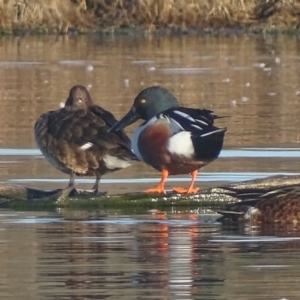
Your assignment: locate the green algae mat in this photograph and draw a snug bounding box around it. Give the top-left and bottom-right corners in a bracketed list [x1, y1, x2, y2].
[1, 174, 300, 210]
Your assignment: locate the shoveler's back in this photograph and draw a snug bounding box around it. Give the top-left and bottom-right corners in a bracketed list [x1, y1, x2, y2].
[35, 110, 69, 175]
[34, 85, 136, 193]
[35, 106, 133, 175]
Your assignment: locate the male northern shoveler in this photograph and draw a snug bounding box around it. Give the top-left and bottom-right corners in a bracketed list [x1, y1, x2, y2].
[109, 85, 227, 195]
[34, 85, 136, 194]
[217, 185, 300, 225]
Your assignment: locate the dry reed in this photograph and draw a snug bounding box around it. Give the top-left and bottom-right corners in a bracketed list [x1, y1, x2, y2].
[0, 0, 299, 34]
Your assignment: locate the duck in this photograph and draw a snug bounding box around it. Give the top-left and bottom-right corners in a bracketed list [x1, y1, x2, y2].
[109, 85, 227, 195]
[34, 85, 137, 194]
[217, 184, 300, 225]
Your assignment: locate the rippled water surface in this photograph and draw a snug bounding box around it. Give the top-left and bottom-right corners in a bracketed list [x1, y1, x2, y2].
[2, 210, 300, 300]
[0, 35, 300, 192]
[1, 34, 300, 298]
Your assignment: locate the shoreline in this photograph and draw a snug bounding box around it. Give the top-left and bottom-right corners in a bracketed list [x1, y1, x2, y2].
[0, 0, 300, 36]
[1, 27, 300, 38]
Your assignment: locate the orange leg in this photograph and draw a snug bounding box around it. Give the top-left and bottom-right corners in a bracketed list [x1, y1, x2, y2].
[172, 170, 199, 194]
[144, 169, 169, 195]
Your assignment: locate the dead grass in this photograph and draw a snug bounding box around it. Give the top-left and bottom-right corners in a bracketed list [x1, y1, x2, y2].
[0, 0, 92, 33]
[88, 0, 300, 31]
[0, 0, 300, 34]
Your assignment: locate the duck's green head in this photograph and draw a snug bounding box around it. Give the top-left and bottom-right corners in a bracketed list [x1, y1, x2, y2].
[132, 86, 179, 120]
[109, 86, 179, 132]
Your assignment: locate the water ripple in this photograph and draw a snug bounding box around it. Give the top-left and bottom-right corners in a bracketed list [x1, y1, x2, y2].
[0, 148, 299, 158]
[9, 172, 299, 184]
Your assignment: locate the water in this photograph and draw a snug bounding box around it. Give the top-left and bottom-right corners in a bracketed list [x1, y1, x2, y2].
[0, 34, 300, 298]
[1, 210, 300, 299]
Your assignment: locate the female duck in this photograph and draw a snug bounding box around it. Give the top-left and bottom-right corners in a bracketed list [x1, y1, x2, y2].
[34, 85, 136, 194]
[109, 86, 227, 195]
[218, 185, 300, 225]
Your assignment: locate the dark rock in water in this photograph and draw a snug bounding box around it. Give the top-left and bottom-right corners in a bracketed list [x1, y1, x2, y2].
[69, 189, 107, 197]
[0, 184, 74, 204]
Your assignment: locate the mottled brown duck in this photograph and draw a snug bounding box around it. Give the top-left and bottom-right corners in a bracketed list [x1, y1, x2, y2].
[217, 184, 300, 226]
[34, 85, 136, 194]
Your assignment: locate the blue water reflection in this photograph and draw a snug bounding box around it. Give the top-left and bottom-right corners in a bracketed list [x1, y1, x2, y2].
[0, 148, 300, 158]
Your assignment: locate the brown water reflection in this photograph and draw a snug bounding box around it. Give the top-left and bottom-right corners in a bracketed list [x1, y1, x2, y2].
[0, 35, 300, 193]
[1, 210, 300, 299]
[1, 35, 300, 299]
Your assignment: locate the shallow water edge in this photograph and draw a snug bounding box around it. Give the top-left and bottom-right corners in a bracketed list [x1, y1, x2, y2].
[0, 174, 299, 212]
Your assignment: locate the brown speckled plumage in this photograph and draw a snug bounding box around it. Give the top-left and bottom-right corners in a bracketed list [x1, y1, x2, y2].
[217, 185, 300, 225]
[34, 85, 136, 193]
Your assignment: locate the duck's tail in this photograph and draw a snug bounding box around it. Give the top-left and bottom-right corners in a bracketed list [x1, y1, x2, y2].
[192, 127, 227, 161]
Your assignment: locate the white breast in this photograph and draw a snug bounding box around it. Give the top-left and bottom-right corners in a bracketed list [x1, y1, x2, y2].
[131, 116, 158, 161]
[167, 131, 194, 158]
[132, 115, 195, 160]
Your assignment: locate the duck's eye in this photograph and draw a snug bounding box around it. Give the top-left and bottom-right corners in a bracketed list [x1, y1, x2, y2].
[140, 99, 146, 104]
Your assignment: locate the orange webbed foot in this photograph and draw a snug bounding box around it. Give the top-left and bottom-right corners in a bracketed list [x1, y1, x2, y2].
[144, 186, 167, 195]
[172, 186, 200, 194]
[144, 169, 169, 195]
